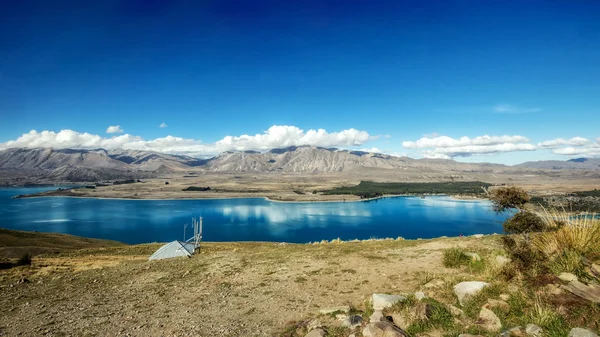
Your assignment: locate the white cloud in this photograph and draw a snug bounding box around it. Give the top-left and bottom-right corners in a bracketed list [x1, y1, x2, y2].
[402, 134, 535, 159]
[551, 138, 600, 157]
[402, 135, 530, 149]
[538, 137, 589, 148]
[552, 146, 600, 156]
[214, 125, 369, 151]
[0, 125, 372, 157]
[159, 123, 168, 128]
[358, 147, 382, 153]
[106, 125, 123, 134]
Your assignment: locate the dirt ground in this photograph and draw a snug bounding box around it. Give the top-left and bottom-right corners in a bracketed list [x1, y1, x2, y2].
[0, 236, 503, 336]
[21, 171, 600, 201]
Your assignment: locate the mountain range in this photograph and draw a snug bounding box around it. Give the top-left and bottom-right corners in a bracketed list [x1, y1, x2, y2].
[0, 146, 599, 183]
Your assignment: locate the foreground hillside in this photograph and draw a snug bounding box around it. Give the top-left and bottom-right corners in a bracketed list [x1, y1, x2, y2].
[1, 230, 598, 336]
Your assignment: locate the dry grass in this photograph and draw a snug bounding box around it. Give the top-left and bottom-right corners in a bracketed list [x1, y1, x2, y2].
[532, 210, 600, 260]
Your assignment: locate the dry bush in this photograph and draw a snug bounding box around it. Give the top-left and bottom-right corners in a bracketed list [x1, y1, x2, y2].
[490, 186, 530, 213]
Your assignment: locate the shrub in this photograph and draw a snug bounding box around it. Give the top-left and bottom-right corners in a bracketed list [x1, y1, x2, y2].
[490, 186, 530, 213]
[16, 253, 32, 266]
[504, 211, 547, 234]
[501, 236, 546, 278]
[442, 248, 471, 268]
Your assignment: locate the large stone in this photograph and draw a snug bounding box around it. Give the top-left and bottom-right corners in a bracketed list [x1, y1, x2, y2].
[453, 281, 488, 305]
[372, 293, 407, 311]
[472, 234, 485, 238]
[525, 324, 543, 337]
[342, 314, 363, 329]
[369, 310, 384, 323]
[362, 321, 410, 337]
[319, 306, 350, 315]
[305, 328, 327, 337]
[569, 328, 599, 337]
[476, 307, 502, 331]
[561, 280, 600, 303]
[559, 272, 578, 282]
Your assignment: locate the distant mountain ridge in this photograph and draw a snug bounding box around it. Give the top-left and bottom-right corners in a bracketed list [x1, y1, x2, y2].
[0, 146, 598, 183]
[514, 157, 600, 170]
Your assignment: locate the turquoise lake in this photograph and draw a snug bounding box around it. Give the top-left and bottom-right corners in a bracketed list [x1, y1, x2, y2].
[0, 187, 510, 244]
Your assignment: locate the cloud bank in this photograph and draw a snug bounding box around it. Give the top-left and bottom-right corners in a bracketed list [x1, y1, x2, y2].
[538, 137, 589, 148]
[0, 125, 371, 157]
[551, 138, 600, 156]
[402, 135, 536, 159]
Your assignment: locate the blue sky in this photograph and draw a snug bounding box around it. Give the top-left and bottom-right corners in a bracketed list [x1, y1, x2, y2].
[1, 1, 599, 164]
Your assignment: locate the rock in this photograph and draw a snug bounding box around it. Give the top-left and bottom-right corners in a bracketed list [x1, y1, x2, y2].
[496, 256, 511, 267]
[476, 307, 502, 331]
[544, 284, 563, 295]
[472, 234, 485, 238]
[414, 291, 426, 300]
[561, 280, 600, 303]
[305, 328, 327, 337]
[559, 272, 578, 282]
[319, 306, 350, 315]
[389, 312, 408, 329]
[591, 264, 600, 277]
[486, 299, 510, 311]
[466, 252, 481, 261]
[423, 279, 445, 289]
[499, 326, 525, 337]
[454, 281, 488, 305]
[362, 321, 410, 337]
[372, 293, 407, 311]
[569, 328, 599, 337]
[525, 324, 543, 337]
[447, 304, 464, 317]
[307, 319, 322, 331]
[369, 310, 384, 323]
[342, 314, 363, 328]
[499, 293, 510, 301]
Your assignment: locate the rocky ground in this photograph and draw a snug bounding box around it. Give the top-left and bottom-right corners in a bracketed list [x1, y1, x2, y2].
[1, 232, 599, 337]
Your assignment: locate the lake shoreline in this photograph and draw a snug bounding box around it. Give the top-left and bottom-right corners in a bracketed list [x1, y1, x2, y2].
[11, 189, 490, 204]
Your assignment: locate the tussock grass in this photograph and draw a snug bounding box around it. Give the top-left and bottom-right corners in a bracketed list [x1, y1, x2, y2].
[442, 248, 471, 268]
[406, 298, 455, 335]
[532, 210, 600, 261]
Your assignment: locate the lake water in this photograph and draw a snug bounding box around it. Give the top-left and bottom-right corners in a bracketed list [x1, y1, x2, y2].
[0, 187, 510, 244]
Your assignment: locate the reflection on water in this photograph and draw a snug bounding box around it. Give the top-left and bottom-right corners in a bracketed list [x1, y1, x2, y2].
[0, 187, 511, 244]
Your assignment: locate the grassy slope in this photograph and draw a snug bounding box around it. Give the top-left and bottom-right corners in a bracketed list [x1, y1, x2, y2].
[0, 228, 124, 259]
